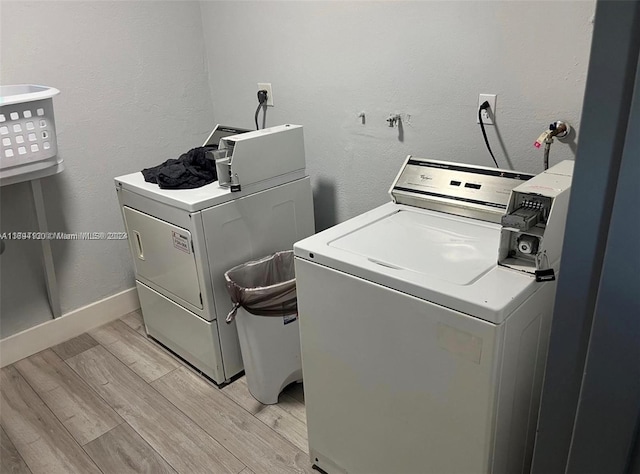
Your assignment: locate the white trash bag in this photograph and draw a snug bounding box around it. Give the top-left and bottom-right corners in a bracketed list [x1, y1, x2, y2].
[225, 250, 297, 323]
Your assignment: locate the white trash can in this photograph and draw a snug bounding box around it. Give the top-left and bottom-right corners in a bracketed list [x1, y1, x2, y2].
[225, 251, 302, 404]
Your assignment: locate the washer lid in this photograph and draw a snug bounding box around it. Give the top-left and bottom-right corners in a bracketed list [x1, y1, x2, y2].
[295, 202, 539, 325]
[329, 210, 497, 286]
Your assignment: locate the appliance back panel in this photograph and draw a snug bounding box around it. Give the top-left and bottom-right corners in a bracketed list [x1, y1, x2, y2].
[391, 157, 534, 223]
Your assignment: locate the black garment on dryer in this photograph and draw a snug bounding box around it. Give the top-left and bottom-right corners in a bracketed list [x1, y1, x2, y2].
[141, 147, 217, 189]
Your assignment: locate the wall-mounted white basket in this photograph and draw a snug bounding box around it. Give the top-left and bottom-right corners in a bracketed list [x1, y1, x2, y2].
[0, 84, 63, 186]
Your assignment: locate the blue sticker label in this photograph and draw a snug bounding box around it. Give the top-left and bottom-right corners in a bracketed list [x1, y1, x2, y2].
[283, 313, 297, 325]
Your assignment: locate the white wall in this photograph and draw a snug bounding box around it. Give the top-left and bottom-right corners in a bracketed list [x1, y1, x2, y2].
[0, 0, 596, 338]
[199, 1, 595, 230]
[0, 1, 214, 336]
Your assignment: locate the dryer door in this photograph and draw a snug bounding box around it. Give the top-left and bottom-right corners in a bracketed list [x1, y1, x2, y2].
[123, 206, 203, 309]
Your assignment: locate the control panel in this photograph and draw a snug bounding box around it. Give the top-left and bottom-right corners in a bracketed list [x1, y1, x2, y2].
[390, 156, 534, 223]
[215, 124, 305, 192]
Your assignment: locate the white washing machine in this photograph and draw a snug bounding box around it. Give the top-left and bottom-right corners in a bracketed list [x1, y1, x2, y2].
[116, 124, 315, 385]
[294, 157, 573, 474]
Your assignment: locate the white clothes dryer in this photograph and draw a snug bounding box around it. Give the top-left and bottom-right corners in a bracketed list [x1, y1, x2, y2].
[116, 125, 315, 385]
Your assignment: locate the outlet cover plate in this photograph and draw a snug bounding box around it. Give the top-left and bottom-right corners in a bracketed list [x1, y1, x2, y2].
[478, 94, 496, 125]
[257, 83, 274, 106]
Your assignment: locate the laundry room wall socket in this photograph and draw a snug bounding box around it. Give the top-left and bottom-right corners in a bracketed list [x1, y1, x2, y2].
[257, 83, 274, 106]
[478, 94, 497, 125]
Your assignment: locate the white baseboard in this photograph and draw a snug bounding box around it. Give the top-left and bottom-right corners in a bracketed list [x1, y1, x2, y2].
[0, 287, 140, 367]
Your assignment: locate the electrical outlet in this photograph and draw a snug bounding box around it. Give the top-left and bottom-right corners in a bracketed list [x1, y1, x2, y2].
[257, 83, 274, 106]
[477, 94, 497, 125]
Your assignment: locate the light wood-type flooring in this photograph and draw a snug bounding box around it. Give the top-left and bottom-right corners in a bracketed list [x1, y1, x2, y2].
[0, 311, 313, 474]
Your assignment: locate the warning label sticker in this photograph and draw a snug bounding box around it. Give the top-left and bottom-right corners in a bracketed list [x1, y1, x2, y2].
[172, 231, 190, 254]
[283, 313, 298, 325]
